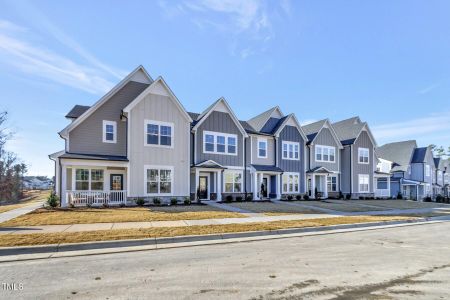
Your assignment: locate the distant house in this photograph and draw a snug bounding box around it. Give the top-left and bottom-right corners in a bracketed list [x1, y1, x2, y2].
[23, 177, 53, 190]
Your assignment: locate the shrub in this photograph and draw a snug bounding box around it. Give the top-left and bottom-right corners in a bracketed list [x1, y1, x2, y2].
[153, 197, 161, 205]
[345, 194, 351, 200]
[102, 203, 109, 208]
[86, 203, 92, 208]
[170, 197, 178, 205]
[225, 195, 233, 203]
[69, 203, 75, 208]
[246, 194, 253, 201]
[436, 195, 443, 203]
[287, 195, 294, 201]
[338, 191, 344, 199]
[423, 196, 432, 202]
[396, 192, 403, 200]
[183, 197, 191, 205]
[135, 197, 145, 206]
[236, 195, 243, 202]
[119, 203, 126, 208]
[296, 194, 302, 201]
[47, 191, 59, 208]
[303, 194, 310, 201]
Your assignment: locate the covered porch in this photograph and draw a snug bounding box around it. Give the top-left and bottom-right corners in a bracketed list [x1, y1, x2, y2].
[307, 167, 336, 199]
[374, 171, 391, 198]
[191, 160, 225, 201]
[401, 179, 421, 200]
[250, 165, 283, 200]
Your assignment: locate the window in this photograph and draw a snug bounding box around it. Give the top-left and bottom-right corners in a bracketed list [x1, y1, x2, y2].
[224, 171, 242, 193]
[145, 167, 173, 195]
[358, 148, 369, 164]
[75, 168, 104, 191]
[258, 138, 267, 158]
[358, 174, 369, 193]
[103, 120, 116, 143]
[203, 131, 238, 155]
[282, 173, 300, 193]
[145, 120, 174, 147]
[425, 165, 430, 176]
[327, 176, 337, 192]
[282, 141, 300, 160]
[315, 145, 336, 162]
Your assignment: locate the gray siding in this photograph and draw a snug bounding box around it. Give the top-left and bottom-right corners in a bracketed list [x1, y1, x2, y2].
[68, 81, 149, 156]
[250, 135, 275, 166]
[195, 111, 244, 167]
[423, 149, 435, 185]
[352, 131, 375, 193]
[309, 128, 340, 172]
[277, 125, 306, 193]
[411, 163, 423, 182]
[340, 146, 352, 193]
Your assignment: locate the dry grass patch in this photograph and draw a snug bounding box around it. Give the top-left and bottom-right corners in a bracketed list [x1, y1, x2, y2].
[0, 215, 414, 247]
[0, 206, 244, 226]
[228, 201, 323, 214]
[0, 190, 49, 213]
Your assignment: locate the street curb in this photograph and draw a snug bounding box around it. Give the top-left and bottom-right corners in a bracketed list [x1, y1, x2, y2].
[1, 216, 450, 262]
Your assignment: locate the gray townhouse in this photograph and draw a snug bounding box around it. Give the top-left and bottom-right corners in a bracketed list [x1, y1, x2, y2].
[301, 119, 343, 199]
[332, 117, 378, 199]
[433, 157, 449, 197]
[377, 140, 435, 200]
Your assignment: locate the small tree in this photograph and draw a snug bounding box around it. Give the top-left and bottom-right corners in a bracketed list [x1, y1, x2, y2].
[47, 191, 59, 208]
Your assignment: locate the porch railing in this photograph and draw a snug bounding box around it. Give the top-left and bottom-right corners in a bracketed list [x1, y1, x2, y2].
[67, 190, 127, 206]
[374, 189, 390, 198]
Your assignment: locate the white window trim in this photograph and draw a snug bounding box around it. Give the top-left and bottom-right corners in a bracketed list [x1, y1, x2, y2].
[327, 175, 338, 192]
[358, 147, 370, 164]
[315, 145, 336, 163]
[73, 167, 106, 191]
[257, 137, 268, 158]
[282, 141, 300, 161]
[144, 165, 174, 196]
[223, 170, 243, 193]
[203, 131, 238, 156]
[144, 120, 174, 149]
[102, 120, 117, 143]
[358, 174, 370, 193]
[282, 172, 300, 194]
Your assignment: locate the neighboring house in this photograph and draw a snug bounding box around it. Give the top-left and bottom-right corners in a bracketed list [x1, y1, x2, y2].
[332, 117, 377, 199]
[23, 177, 53, 190]
[50, 66, 193, 206]
[374, 157, 392, 199]
[433, 157, 443, 197]
[443, 159, 450, 197]
[377, 141, 435, 200]
[245, 107, 307, 199]
[301, 119, 343, 199]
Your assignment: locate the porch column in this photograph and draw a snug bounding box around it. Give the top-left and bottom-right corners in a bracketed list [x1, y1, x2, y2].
[311, 175, 316, 198]
[195, 169, 200, 200]
[323, 175, 328, 199]
[61, 165, 67, 207]
[387, 177, 391, 198]
[216, 170, 222, 201]
[276, 173, 281, 199]
[253, 172, 259, 200]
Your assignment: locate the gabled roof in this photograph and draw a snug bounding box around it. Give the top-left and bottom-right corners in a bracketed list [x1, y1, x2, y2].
[247, 106, 284, 132]
[60, 65, 153, 139]
[273, 114, 308, 141]
[123, 76, 192, 122]
[65, 105, 90, 119]
[377, 140, 417, 171]
[434, 157, 441, 169]
[301, 119, 343, 148]
[411, 146, 431, 163]
[307, 166, 334, 174]
[251, 164, 283, 172]
[193, 160, 226, 169]
[191, 97, 248, 137]
[332, 117, 376, 147]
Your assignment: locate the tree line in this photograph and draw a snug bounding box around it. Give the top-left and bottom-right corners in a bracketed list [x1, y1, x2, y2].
[430, 145, 450, 159]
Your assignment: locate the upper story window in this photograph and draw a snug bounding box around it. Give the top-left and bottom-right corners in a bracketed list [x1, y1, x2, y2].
[358, 147, 369, 164]
[145, 120, 174, 148]
[203, 131, 237, 155]
[315, 145, 335, 162]
[258, 138, 268, 158]
[102, 120, 117, 143]
[282, 141, 300, 160]
[425, 164, 430, 176]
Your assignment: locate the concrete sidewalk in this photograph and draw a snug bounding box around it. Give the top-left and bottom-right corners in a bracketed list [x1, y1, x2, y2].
[0, 201, 44, 224]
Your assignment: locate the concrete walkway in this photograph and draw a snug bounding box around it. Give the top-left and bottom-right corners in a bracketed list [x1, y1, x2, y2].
[203, 200, 266, 217]
[0, 201, 44, 224]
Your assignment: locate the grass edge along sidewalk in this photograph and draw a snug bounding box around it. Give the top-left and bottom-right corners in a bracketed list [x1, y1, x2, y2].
[0, 216, 414, 247]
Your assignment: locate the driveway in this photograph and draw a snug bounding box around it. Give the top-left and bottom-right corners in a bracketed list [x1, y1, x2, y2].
[1, 221, 449, 299]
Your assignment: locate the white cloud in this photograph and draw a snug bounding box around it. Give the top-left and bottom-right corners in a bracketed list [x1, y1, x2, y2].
[372, 112, 450, 145]
[419, 82, 441, 94]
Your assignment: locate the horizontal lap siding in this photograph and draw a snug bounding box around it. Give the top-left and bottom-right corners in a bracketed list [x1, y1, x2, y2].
[309, 128, 340, 172]
[69, 81, 149, 156]
[352, 131, 375, 193]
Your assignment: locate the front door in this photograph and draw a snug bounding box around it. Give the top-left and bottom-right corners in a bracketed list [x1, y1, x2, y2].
[261, 178, 268, 198]
[110, 174, 123, 190]
[199, 176, 208, 199]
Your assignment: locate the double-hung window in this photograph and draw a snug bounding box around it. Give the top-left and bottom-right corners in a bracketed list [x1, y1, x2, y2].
[258, 138, 267, 158]
[425, 165, 430, 177]
[103, 120, 117, 143]
[358, 174, 369, 193]
[358, 148, 369, 164]
[203, 131, 237, 155]
[282, 141, 300, 160]
[75, 169, 104, 191]
[315, 145, 336, 162]
[145, 166, 173, 195]
[224, 171, 242, 193]
[145, 120, 174, 147]
[327, 176, 337, 192]
[282, 173, 299, 193]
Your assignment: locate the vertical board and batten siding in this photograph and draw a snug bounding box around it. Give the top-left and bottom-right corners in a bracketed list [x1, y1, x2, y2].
[309, 128, 340, 172]
[340, 146, 352, 193]
[423, 149, 435, 185]
[411, 163, 424, 182]
[69, 81, 149, 156]
[195, 111, 244, 167]
[352, 131, 375, 193]
[277, 125, 306, 193]
[251, 136, 275, 165]
[128, 93, 190, 197]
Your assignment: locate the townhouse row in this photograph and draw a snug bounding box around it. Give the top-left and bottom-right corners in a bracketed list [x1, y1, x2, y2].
[49, 66, 449, 206]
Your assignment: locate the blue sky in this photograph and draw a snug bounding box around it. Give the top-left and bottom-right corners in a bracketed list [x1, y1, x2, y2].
[1, 0, 449, 176]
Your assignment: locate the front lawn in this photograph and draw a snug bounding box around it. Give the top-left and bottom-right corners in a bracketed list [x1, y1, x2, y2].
[0, 206, 244, 226]
[0, 215, 414, 247]
[227, 201, 323, 214]
[0, 190, 49, 213]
